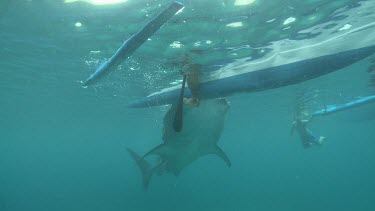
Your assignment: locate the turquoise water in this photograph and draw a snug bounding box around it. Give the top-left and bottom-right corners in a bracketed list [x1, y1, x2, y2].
[1, 0, 375, 210]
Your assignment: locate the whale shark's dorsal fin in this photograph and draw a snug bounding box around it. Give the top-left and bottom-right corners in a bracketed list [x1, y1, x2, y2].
[210, 145, 231, 167]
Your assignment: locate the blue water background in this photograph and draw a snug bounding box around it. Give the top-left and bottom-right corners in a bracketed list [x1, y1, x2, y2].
[1, 0, 375, 210]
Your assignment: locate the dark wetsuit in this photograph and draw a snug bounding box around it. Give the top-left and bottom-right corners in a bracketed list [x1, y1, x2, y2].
[294, 120, 322, 148]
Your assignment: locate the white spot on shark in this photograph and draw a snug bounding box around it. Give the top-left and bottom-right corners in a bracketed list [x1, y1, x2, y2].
[226, 22, 243, 27]
[339, 24, 352, 31]
[170, 41, 183, 48]
[283, 17, 296, 25]
[234, 0, 256, 6]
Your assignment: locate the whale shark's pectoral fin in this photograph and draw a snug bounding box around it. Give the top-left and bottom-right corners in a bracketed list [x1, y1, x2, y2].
[127, 148, 154, 189]
[142, 144, 172, 159]
[211, 145, 231, 167]
[143, 144, 184, 176]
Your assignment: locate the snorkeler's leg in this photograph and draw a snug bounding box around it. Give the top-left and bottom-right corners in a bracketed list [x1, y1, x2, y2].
[306, 128, 324, 146]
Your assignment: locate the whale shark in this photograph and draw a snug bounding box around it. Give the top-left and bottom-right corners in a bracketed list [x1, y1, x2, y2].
[128, 98, 231, 189]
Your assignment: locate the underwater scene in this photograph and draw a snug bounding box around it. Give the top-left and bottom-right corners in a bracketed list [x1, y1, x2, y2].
[1, 0, 375, 210]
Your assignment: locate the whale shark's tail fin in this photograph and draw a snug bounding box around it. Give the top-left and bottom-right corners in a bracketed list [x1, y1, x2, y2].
[127, 148, 154, 190]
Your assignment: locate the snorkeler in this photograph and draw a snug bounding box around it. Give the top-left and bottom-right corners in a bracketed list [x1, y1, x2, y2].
[172, 54, 201, 132]
[181, 63, 201, 106]
[291, 96, 325, 149]
[291, 117, 325, 148]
